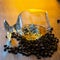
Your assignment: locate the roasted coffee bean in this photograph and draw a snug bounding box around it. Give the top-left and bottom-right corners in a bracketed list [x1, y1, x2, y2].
[48, 53, 52, 57]
[16, 37, 20, 41]
[4, 45, 7, 47]
[36, 54, 41, 59]
[12, 32, 15, 35]
[8, 50, 12, 53]
[4, 48, 7, 51]
[5, 36, 7, 38]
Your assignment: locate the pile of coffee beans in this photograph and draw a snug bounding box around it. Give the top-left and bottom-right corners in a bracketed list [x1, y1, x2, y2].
[4, 32, 59, 59]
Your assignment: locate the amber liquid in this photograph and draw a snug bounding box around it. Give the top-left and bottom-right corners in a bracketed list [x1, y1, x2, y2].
[22, 24, 47, 40]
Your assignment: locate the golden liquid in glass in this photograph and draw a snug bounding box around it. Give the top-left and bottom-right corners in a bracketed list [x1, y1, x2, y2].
[22, 24, 47, 40]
